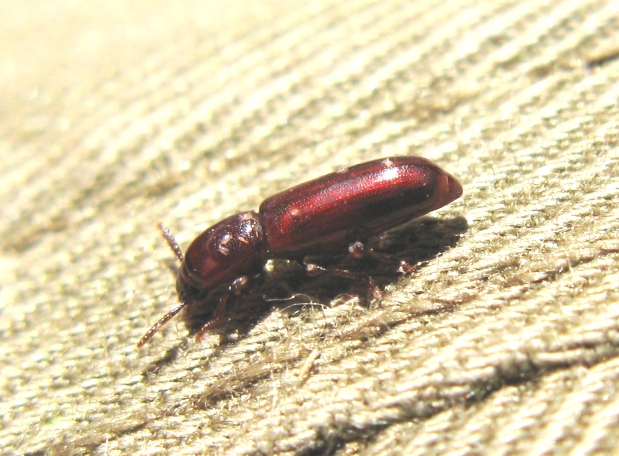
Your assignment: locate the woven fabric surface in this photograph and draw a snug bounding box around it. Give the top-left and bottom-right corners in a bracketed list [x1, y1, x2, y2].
[2, 0, 619, 454]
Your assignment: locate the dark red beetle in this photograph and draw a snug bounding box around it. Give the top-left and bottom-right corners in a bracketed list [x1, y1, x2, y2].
[138, 156, 462, 347]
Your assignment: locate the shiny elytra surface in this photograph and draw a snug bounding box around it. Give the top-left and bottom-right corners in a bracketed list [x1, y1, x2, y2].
[259, 156, 462, 257]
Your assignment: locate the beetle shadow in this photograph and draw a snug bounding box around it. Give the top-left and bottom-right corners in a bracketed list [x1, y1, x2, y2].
[184, 214, 466, 333]
[142, 214, 467, 368]
[277, 214, 468, 305]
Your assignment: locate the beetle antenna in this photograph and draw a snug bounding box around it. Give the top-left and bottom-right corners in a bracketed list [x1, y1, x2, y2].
[136, 223, 189, 348]
[137, 301, 190, 348]
[159, 222, 184, 262]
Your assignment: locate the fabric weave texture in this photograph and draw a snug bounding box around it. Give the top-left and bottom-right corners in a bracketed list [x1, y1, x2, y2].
[1, 1, 619, 454]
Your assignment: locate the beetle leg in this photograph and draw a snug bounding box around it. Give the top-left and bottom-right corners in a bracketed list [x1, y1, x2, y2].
[194, 294, 228, 341]
[348, 240, 416, 275]
[194, 276, 250, 341]
[367, 248, 416, 275]
[304, 262, 383, 303]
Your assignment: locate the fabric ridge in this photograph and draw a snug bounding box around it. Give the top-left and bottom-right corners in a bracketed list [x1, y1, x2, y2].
[1, 0, 619, 454]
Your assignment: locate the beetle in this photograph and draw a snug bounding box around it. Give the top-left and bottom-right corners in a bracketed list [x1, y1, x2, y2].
[138, 156, 462, 347]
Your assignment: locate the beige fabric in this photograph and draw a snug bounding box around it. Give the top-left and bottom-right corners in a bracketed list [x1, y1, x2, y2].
[2, 0, 619, 454]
